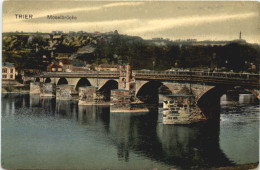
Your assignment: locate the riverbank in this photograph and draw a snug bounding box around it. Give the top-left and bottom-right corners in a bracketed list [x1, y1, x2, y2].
[2, 85, 30, 93]
[211, 162, 259, 170]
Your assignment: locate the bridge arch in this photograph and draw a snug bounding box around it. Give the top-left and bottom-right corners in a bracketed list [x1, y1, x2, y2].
[75, 78, 91, 91]
[197, 86, 260, 104]
[196, 86, 227, 120]
[136, 81, 172, 104]
[197, 86, 259, 120]
[97, 79, 119, 90]
[159, 84, 174, 95]
[45, 78, 51, 83]
[35, 77, 40, 82]
[135, 80, 149, 96]
[98, 80, 118, 101]
[57, 77, 68, 85]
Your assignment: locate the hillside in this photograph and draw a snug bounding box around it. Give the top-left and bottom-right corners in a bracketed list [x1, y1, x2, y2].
[2, 31, 260, 72]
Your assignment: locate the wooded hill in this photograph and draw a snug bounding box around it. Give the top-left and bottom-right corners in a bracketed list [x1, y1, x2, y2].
[2, 32, 260, 72]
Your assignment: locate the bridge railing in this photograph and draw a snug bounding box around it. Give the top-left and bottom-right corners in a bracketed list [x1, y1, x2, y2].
[40, 71, 120, 76]
[39, 70, 259, 81]
[133, 70, 260, 80]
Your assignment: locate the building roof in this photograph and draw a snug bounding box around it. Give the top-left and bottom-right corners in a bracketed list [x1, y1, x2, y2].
[50, 63, 62, 68]
[60, 59, 72, 65]
[2, 62, 15, 67]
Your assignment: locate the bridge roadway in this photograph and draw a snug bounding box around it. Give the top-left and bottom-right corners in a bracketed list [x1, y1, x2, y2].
[39, 70, 260, 87]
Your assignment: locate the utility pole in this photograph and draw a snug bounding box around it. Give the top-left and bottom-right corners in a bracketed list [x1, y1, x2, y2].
[189, 50, 192, 114]
[96, 63, 99, 87]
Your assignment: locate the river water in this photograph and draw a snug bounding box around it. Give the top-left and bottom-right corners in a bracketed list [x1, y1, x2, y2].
[1, 93, 259, 169]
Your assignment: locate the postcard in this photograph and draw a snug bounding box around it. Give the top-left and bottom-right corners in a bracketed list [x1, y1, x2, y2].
[2, 1, 259, 169]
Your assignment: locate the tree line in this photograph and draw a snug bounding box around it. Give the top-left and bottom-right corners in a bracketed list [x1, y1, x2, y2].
[2, 33, 260, 72]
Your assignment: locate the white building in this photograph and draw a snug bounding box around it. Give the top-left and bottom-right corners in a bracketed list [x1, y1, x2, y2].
[2, 62, 15, 80]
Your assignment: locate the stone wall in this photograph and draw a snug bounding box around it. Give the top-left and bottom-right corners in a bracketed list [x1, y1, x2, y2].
[40, 83, 56, 97]
[30, 82, 41, 94]
[110, 89, 132, 111]
[162, 94, 206, 124]
[2, 80, 23, 86]
[56, 85, 75, 100]
[78, 86, 105, 105]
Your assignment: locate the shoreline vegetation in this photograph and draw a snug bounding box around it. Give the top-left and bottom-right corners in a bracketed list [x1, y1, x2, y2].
[2, 85, 30, 93]
[212, 162, 259, 170]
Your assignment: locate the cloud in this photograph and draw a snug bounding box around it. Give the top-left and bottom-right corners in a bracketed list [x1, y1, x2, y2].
[103, 2, 144, 8]
[3, 7, 102, 24]
[29, 2, 144, 20]
[3, 19, 139, 33]
[3, 1, 145, 25]
[36, 7, 102, 19]
[126, 12, 258, 34]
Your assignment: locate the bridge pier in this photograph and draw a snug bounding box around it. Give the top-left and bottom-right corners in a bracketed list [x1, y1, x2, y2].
[162, 94, 207, 124]
[56, 85, 75, 100]
[40, 83, 56, 97]
[110, 89, 149, 112]
[110, 89, 131, 112]
[78, 86, 106, 105]
[30, 82, 41, 94]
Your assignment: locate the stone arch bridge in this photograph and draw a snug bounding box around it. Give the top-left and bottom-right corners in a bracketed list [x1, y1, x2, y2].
[31, 69, 259, 123]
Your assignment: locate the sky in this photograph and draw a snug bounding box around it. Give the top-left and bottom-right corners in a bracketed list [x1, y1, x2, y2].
[2, 1, 260, 43]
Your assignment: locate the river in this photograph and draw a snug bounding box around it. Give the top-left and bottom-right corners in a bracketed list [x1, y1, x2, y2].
[1, 93, 259, 169]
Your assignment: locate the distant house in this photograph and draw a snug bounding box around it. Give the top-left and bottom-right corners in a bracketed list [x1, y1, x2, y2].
[47, 62, 63, 72]
[46, 59, 92, 72]
[59, 59, 72, 72]
[95, 64, 119, 71]
[2, 62, 15, 80]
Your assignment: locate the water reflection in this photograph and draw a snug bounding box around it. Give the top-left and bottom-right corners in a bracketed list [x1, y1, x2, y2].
[40, 97, 56, 113]
[30, 94, 40, 107]
[109, 113, 132, 162]
[220, 94, 259, 164]
[56, 100, 75, 118]
[156, 123, 233, 168]
[109, 112, 156, 162]
[239, 94, 259, 104]
[108, 111, 234, 168]
[77, 105, 110, 125]
[1, 93, 258, 169]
